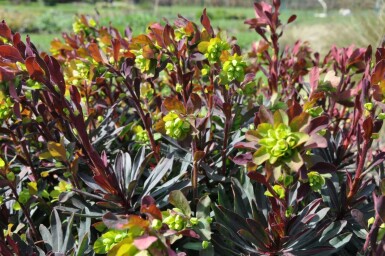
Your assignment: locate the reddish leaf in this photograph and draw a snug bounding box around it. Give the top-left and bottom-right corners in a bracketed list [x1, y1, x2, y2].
[247, 171, 267, 185]
[111, 38, 121, 62]
[371, 59, 385, 85]
[25, 57, 45, 82]
[70, 85, 81, 106]
[177, 229, 200, 239]
[163, 96, 186, 114]
[0, 45, 23, 62]
[200, 9, 214, 36]
[134, 236, 158, 250]
[309, 67, 319, 94]
[258, 105, 274, 124]
[88, 43, 107, 63]
[287, 14, 297, 24]
[233, 153, 252, 165]
[44, 56, 65, 95]
[0, 20, 11, 40]
[363, 116, 373, 140]
[186, 93, 202, 114]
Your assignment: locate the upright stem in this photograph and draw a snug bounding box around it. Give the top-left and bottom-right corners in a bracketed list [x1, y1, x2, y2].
[118, 73, 161, 162]
[221, 116, 230, 176]
[8, 183, 40, 243]
[191, 137, 199, 202]
[363, 214, 380, 252]
[347, 139, 370, 203]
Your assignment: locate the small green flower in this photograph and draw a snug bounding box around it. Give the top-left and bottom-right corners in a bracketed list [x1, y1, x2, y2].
[151, 219, 162, 230]
[364, 102, 374, 111]
[264, 184, 285, 199]
[175, 83, 183, 93]
[140, 82, 154, 100]
[94, 229, 129, 254]
[133, 125, 149, 144]
[378, 113, 385, 120]
[0, 91, 13, 120]
[202, 241, 210, 249]
[50, 180, 72, 200]
[6, 172, 15, 182]
[252, 121, 308, 167]
[307, 171, 325, 192]
[162, 208, 188, 231]
[163, 111, 190, 140]
[189, 217, 199, 226]
[221, 54, 247, 82]
[198, 37, 230, 63]
[132, 49, 155, 74]
[306, 106, 323, 117]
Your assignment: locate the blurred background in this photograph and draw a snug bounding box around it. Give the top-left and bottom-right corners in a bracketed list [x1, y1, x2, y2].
[1, 0, 385, 55]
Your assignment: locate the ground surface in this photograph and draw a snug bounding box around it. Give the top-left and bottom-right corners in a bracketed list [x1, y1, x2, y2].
[1, 1, 385, 54]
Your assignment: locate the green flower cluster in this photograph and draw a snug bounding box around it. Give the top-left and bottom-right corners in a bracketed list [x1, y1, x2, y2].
[132, 49, 155, 74]
[255, 123, 308, 165]
[198, 37, 230, 63]
[0, 91, 13, 120]
[133, 125, 149, 144]
[63, 60, 90, 87]
[221, 54, 247, 82]
[368, 217, 385, 241]
[72, 17, 96, 34]
[306, 106, 323, 117]
[307, 171, 325, 192]
[94, 229, 133, 254]
[264, 184, 285, 199]
[50, 180, 73, 201]
[162, 208, 188, 231]
[163, 111, 190, 140]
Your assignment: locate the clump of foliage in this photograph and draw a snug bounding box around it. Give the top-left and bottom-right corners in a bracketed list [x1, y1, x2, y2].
[1, 0, 385, 255]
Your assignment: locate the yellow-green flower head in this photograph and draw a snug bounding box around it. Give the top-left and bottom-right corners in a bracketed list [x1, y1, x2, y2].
[132, 49, 155, 74]
[222, 54, 247, 82]
[94, 230, 129, 253]
[72, 19, 83, 34]
[199, 37, 230, 63]
[133, 125, 149, 144]
[134, 49, 146, 72]
[50, 180, 73, 200]
[63, 60, 90, 87]
[306, 106, 323, 117]
[307, 171, 325, 192]
[264, 184, 285, 199]
[162, 208, 187, 231]
[0, 91, 13, 120]
[163, 111, 190, 140]
[140, 82, 154, 100]
[252, 118, 309, 169]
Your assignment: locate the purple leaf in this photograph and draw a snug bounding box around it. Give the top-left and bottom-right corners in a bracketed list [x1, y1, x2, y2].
[232, 153, 253, 165]
[133, 235, 158, 250]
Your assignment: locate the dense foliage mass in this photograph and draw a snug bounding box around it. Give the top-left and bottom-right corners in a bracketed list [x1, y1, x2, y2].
[1, 1, 385, 255]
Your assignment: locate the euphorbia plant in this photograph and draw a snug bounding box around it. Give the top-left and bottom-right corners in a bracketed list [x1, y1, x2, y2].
[1, 1, 385, 255]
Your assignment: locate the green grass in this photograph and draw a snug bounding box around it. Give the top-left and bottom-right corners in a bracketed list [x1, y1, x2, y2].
[1, 2, 384, 55]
